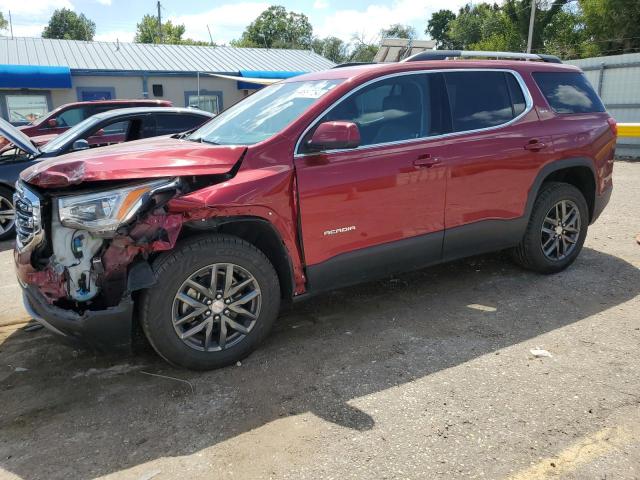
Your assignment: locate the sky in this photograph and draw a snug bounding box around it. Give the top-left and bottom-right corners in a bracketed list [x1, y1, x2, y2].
[0, 0, 470, 46]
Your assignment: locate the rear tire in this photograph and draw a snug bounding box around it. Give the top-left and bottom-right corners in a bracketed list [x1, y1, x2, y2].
[0, 186, 15, 242]
[512, 182, 588, 274]
[140, 234, 281, 370]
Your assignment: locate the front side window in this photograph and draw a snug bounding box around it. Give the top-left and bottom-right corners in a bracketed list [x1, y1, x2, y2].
[189, 79, 342, 146]
[6, 95, 48, 124]
[444, 71, 523, 133]
[302, 73, 450, 151]
[40, 117, 100, 153]
[533, 72, 605, 114]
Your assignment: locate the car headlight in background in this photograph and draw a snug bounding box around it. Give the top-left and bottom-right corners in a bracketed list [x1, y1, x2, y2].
[58, 178, 177, 233]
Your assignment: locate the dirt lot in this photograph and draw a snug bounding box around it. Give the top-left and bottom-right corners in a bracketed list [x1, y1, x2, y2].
[0, 162, 639, 480]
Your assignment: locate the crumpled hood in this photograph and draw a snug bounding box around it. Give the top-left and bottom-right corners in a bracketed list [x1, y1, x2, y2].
[21, 136, 247, 188]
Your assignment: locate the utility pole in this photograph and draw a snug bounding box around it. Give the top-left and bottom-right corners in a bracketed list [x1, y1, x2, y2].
[526, 0, 536, 53]
[157, 1, 162, 43]
[207, 25, 214, 46]
[8, 10, 13, 39]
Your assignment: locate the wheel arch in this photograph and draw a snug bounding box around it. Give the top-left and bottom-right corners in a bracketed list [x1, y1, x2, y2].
[179, 216, 296, 302]
[527, 158, 597, 223]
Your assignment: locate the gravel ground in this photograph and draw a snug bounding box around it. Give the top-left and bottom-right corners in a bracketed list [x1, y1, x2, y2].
[0, 162, 639, 480]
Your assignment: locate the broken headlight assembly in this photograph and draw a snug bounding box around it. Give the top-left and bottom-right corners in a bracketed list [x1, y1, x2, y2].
[58, 178, 178, 234]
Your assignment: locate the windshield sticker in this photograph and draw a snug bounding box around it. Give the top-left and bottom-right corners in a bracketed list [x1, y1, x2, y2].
[292, 81, 337, 99]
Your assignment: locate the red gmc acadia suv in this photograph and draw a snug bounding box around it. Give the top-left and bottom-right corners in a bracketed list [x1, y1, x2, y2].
[14, 52, 616, 370]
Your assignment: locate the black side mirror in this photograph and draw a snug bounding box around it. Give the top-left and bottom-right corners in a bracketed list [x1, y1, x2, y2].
[72, 139, 90, 151]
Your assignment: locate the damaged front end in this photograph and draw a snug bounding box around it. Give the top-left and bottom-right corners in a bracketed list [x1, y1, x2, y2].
[14, 177, 189, 350]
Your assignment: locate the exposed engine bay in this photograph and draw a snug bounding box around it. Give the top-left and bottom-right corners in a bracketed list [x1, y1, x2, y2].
[15, 172, 234, 310]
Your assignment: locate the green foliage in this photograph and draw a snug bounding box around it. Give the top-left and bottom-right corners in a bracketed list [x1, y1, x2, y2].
[312, 36, 349, 63]
[426, 10, 458, 49]
[580, 0, 640, 55]
[503, 0, 569, 53]
[447, 3, 521, 51]
[42, 8, 95, 41]
[348, 35, 379, 63]
[424, 0, 640, 60]
[232, 5, 313, 49]
[0, 12, 8, 32]
[135, 15, 183, 44]
[542, 9, 596, 59]
[381, 24, 416, 39]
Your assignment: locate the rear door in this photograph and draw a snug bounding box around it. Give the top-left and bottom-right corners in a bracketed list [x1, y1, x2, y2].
[441, 69, 554, 259]
[153, 114, 209, 136]
[295, 72, 451, 289]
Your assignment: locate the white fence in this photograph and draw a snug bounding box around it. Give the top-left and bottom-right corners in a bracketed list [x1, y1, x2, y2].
[567, 53, 640, 158]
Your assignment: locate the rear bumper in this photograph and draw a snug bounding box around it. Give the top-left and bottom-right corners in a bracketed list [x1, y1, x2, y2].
[591, 185, 613, 224]
[22, 285, 134, 352]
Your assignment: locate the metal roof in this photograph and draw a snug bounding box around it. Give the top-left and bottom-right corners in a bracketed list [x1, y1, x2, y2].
[0, 37, 335, 74]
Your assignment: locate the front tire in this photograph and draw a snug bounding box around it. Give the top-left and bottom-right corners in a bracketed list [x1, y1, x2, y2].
[512, 182, 589, 274]
[0, 186, 16, 241]
[140, 235, 281, 370]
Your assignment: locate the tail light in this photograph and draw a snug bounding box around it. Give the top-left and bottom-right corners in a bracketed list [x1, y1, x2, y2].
[607, 117, 618, 137]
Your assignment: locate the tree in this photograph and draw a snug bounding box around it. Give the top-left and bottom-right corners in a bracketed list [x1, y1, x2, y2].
[426, 10, 458, 49]
[42, 8, 95, 41]
[542, 9, 596, 59]
[447, 3, 520, 51]
[381, 24, 416, 39]
[0, 12, 8, 33]
[232, 5, 313, 49]
[580, 0, 640, 55]
[348, 34, 378, 62]
[503, 0, 570, 53]
[312, 36, 348, 63]
[134, 14, 210, 45]
[135, 15, 181, 44]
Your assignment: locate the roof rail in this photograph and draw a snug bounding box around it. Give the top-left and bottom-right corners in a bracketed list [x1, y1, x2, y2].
[332, 62, 377, 69]
[402, 50, 562, 64]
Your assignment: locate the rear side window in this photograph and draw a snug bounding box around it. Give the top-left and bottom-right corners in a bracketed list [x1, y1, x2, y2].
[443, 71, 524, 132]
[155, 114, 207, 135]
[533, 72, 605, 114]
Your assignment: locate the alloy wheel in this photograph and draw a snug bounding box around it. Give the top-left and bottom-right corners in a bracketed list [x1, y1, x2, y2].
[172, 263, 262, 352]
[541, 199, 581, 261]
[0, 194, 15, 237]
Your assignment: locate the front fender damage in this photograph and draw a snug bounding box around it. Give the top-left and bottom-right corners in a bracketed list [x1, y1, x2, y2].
[98, 212, 183, 304]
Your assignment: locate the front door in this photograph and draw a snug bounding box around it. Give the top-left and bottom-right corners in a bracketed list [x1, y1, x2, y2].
[295, 72, 451, 291]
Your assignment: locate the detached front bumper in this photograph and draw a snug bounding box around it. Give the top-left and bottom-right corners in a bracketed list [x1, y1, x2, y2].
[22, 285, 134, 352]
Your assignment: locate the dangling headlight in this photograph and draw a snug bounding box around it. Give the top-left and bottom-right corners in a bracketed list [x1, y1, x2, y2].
[58, 178, 177, 234]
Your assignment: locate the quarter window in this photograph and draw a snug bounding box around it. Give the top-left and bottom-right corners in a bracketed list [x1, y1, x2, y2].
[444, 71, 523, 132]
[533, 72, 605, 114]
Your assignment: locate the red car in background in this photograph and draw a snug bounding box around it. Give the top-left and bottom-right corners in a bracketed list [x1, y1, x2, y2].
[17, 99, 172, 137]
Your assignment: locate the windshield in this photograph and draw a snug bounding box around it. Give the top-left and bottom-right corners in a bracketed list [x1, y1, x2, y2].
[188, 79, 342, 146]
[40, 115, 101, 153]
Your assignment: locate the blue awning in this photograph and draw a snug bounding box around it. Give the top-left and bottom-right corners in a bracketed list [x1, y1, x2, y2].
[0, 65, 72, 89]
[237, 70, 307, 90]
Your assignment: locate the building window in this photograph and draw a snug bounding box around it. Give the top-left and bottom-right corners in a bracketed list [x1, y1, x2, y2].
[187, 94, 220, 114]
[6, 95, 49, 124]
[184, 90, 222, 115]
